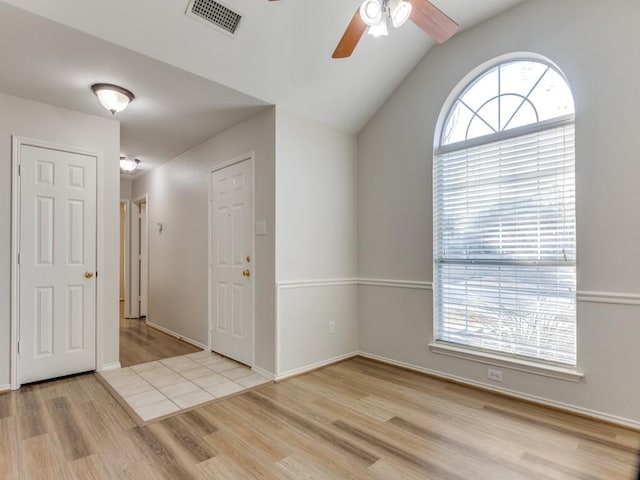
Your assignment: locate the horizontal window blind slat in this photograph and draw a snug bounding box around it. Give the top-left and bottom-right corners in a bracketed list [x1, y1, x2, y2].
[434, 123, 576, 366]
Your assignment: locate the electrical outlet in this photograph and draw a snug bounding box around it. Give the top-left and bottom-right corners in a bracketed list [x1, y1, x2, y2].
[329, 321, 336, 334]
[488, 368, 503, 382]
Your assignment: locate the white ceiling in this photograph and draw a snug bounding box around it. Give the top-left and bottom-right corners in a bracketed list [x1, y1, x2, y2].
[0, 2, 269, 178]
[0, 0, 523, 176]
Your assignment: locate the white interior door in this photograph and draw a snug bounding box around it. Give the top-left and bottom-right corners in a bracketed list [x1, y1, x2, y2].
[210, 159, 253, 365]
[19, 144, 97, 384]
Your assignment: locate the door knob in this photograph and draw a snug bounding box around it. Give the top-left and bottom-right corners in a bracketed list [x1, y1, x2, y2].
[242, 269, 251, 277]
[85, 271, 94, 278]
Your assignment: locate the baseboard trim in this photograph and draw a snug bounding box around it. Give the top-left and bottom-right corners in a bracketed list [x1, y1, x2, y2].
[146, 321, 208, 350]
[276, 351, 359, 381]
[357, 351, 640, 431]
[0, 384, 10, 394]
[101, 362, 122, 372]
[252, 366, 276, 380]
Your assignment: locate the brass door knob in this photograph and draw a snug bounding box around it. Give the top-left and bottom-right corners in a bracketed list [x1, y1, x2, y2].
[242, 269, 251, 277]
[85, 271, 94, 278]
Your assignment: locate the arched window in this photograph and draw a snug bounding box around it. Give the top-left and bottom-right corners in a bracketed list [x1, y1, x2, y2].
[433, 57, 576, 367]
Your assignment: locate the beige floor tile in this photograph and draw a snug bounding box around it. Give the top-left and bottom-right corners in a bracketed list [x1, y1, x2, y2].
[181, 366, 215, 380]
[125, 389, 168, 408]
[100, 354, 265, 423]
[138, 366, 173, 381]
[107, 372, 142, 388]
[131, 361, 163, 373]
[184, 351, 211, 359]
[194, 355, 226, 367]
[192, 373, 228, 389]
[205, 381, 244, 398]
[166, 359, 201, 373]
[208, 361, 241, 373]
[170, 389, 214, 409]
[135, 399, 180, 422]
[158, 381, 200, 398]
[113, 379, 156, 397]
[159, 356, 195, 368]
[146, 373, 185, 388]
[235, 374, 271, 389]
[220, 367, 253, 380]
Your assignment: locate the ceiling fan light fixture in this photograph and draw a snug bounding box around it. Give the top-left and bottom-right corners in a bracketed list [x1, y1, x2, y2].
[359, 0, 383, 26]
[389, 0, 412, 28]
[119, 155, 140, 172]
[368, 16, 389, 37]
[91, 83, 135, 115]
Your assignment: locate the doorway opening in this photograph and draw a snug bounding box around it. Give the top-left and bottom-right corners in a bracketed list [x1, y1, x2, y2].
[119, 200, 130, 319]
[131, 196, 148, 319]
[118, 194, 201, 367]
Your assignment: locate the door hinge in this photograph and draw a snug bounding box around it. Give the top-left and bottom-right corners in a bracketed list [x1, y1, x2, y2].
[17, 341, 20, 354]
[18, 164, 21, 176]
[17, 253, 20, 265]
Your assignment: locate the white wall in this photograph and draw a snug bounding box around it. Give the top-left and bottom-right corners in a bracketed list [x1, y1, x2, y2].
[357, 0, 640, 427]
[0, 92, 120, 387]
[120, 178, 132, 200]
[275, 108, 358, 376]
[132, 107, 277, 374]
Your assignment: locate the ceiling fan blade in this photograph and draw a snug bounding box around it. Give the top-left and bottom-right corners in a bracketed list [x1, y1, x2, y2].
[332, 10, 367, 58]
[409, 0, 459, 43]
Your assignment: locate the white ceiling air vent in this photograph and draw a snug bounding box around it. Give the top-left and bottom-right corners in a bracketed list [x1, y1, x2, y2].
[186, 0, 242, 37]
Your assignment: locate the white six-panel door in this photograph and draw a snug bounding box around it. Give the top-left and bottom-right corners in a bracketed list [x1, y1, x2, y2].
[210, 159, 253, 366]
[19, 144, 97, 384]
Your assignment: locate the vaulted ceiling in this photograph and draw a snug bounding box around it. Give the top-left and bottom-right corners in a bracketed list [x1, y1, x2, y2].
[0, 0, 523, 175]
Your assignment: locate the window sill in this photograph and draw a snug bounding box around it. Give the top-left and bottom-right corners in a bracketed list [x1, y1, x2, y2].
[428, 342, 584, 383]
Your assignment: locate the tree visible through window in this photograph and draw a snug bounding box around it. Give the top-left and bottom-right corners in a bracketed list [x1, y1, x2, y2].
[434, 58, 576, 366]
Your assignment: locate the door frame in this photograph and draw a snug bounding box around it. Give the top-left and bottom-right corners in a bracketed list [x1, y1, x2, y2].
[208, 151, 255, 366]
[120, 200, 131, 319]
[130, 194, 149, 320]
[10, 136, 104, 390]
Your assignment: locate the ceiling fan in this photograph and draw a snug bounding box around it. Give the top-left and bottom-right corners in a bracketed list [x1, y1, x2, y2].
[268, 0, 459, 58]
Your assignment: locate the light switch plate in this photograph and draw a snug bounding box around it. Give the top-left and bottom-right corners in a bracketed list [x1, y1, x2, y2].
[255, 221, 267, 236]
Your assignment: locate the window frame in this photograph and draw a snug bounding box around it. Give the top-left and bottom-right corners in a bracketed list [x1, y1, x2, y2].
[431, 55, 581, 379]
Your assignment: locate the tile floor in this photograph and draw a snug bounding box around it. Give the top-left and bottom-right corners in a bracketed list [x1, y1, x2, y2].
[99, 350, 271, 422]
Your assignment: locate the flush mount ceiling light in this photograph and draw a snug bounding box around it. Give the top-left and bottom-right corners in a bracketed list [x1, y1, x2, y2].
[91, 83, 135, 115]
[120, 156, 140, 172]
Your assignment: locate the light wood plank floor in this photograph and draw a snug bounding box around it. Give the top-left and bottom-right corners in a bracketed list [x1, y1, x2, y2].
[119, 303, 200, 367]
[1, 357, 638, 479]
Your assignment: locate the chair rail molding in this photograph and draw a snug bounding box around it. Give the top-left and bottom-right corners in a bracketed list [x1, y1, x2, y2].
[576, 290, 640, 306]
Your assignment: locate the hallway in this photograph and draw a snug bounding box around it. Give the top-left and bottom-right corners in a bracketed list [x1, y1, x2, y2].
[119, 302, 200, 367]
